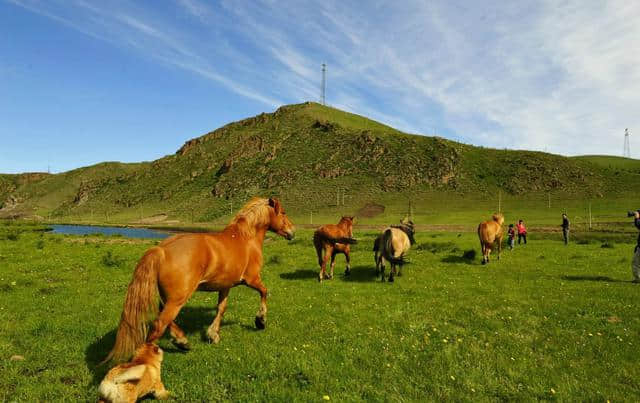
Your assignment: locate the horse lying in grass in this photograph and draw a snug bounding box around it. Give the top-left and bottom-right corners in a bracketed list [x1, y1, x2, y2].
[103, 197, 295, 363]
[478, 213, 504, 264]
[313, 216, 357, 282]
[373, 218, 415, 282]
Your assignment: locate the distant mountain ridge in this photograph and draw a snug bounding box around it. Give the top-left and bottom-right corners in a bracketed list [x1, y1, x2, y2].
[1, 102, 638, 221]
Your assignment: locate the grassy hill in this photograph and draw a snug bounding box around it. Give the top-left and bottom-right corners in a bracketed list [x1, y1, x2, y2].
[1, 102, 638, 225]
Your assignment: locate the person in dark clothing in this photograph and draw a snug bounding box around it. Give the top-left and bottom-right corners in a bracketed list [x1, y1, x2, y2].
[632, 211, 640, 283]
[507, 224, 516, 250]
[561, 213, 570, 245]
[516, 220, 527, 244]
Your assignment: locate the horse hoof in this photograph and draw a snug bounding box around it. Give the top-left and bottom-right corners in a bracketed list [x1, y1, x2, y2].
[207, 329, 220, 344]
[397, 272, 402, 277]
[344, 269, 351, 276]
[255, 316, 266, 330]
[388, 277, 394, 283]
[172, 339, 191, 351]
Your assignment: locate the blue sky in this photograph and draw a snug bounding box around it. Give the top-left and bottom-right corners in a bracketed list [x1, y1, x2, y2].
[1, 0, 639, 173]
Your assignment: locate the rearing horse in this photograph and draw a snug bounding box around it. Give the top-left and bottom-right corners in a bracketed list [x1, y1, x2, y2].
[104, 197, 295, 363]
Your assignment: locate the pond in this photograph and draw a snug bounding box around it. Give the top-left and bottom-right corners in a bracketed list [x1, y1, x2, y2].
[50, 224, 170, 239]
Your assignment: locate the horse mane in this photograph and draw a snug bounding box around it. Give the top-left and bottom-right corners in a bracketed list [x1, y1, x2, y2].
[228, 198, 271, 236]
[392, 223, 416, 245]
[492, 213, 504, 225]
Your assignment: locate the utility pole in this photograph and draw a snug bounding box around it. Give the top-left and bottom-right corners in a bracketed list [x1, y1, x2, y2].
[310, 211, 313, 225]
[624, 128, 631, 158]
[321, 63, 326, 105]
[498, 190, 502, 213]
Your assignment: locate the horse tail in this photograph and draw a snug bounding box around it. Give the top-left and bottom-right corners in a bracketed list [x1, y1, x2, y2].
[383, 229, 404, 265]
[332, 237, 358, 244]
[373, 235, 380, 252]
[313, 231, 324, 266]
[102, 247, 162, 364]
[477, 223, 484, 247]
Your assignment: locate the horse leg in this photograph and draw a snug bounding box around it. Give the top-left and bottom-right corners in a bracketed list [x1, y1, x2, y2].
[497, 237, 502, 260]
[345, 251, 351, 276]
[319, 246, 332, 281]
[168, 321, 190, 351]
[147, 299, 186, 344]
[244, 277, 268, 330]
[207, 288, 230, 344]
[388, 263, 395, 282]
[481, 242, 487, 264]
[329, 251, 336, 279]
[158, 298, 190, 350]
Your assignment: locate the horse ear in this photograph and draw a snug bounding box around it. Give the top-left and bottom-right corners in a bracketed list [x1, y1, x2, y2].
[269, 198, 282, 214]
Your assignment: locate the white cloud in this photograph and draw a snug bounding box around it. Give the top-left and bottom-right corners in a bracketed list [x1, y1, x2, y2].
[6, 0, 640, 156]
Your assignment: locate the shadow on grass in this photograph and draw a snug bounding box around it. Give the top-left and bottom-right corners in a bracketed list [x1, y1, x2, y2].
[441, 255, 476, 265]
[341, 265, 379, 283]
[84, 306, 240, 385]
[279, 268, 317, 280]
[560, 275, 627, 283]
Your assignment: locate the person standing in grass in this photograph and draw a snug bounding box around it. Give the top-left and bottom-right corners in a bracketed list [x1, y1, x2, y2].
[561, 213, 570, 245]
[507, 224, 516, 250]
[632, 211, 640, 283]
[517, 219, 527, 244]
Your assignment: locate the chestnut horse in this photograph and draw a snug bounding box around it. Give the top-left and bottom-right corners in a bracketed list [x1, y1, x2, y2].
[313, 216, 357, 281]
[104, 197, 295, 363]
[478, 213, 504, 264]
[373, 218, 415, 282]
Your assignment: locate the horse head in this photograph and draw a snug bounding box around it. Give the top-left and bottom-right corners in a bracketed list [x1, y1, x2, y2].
[403, 221, 416, 245]
[268, 198, 295, 240]
[492, 213, 504, 226]
[339, 216, 355, 236]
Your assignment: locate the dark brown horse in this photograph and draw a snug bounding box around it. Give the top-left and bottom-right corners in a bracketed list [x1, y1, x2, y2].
[104, 197, 295, 363]
[313, 216, 357, 281]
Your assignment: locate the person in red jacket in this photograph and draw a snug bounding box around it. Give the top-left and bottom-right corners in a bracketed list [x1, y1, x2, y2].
[517, 219, 527, 244]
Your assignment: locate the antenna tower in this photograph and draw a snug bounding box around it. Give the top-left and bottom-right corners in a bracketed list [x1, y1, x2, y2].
[624, 128, 631, 158]
[321, 63, 326, 105]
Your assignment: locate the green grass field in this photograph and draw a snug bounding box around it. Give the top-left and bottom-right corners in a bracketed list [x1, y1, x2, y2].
[1, 222, 639, 401]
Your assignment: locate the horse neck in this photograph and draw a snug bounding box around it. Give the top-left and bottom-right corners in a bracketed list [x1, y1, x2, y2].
[397, 225, 415, 244]
[337, 221, 352, 232]
[225, 222, 269, 245]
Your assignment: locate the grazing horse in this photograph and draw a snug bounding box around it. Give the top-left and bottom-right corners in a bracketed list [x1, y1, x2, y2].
[103, 197, 295, 363]
[373, 218, 415, 282]
[313, 216, 357, 281]
[478, 213, 504, 264]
